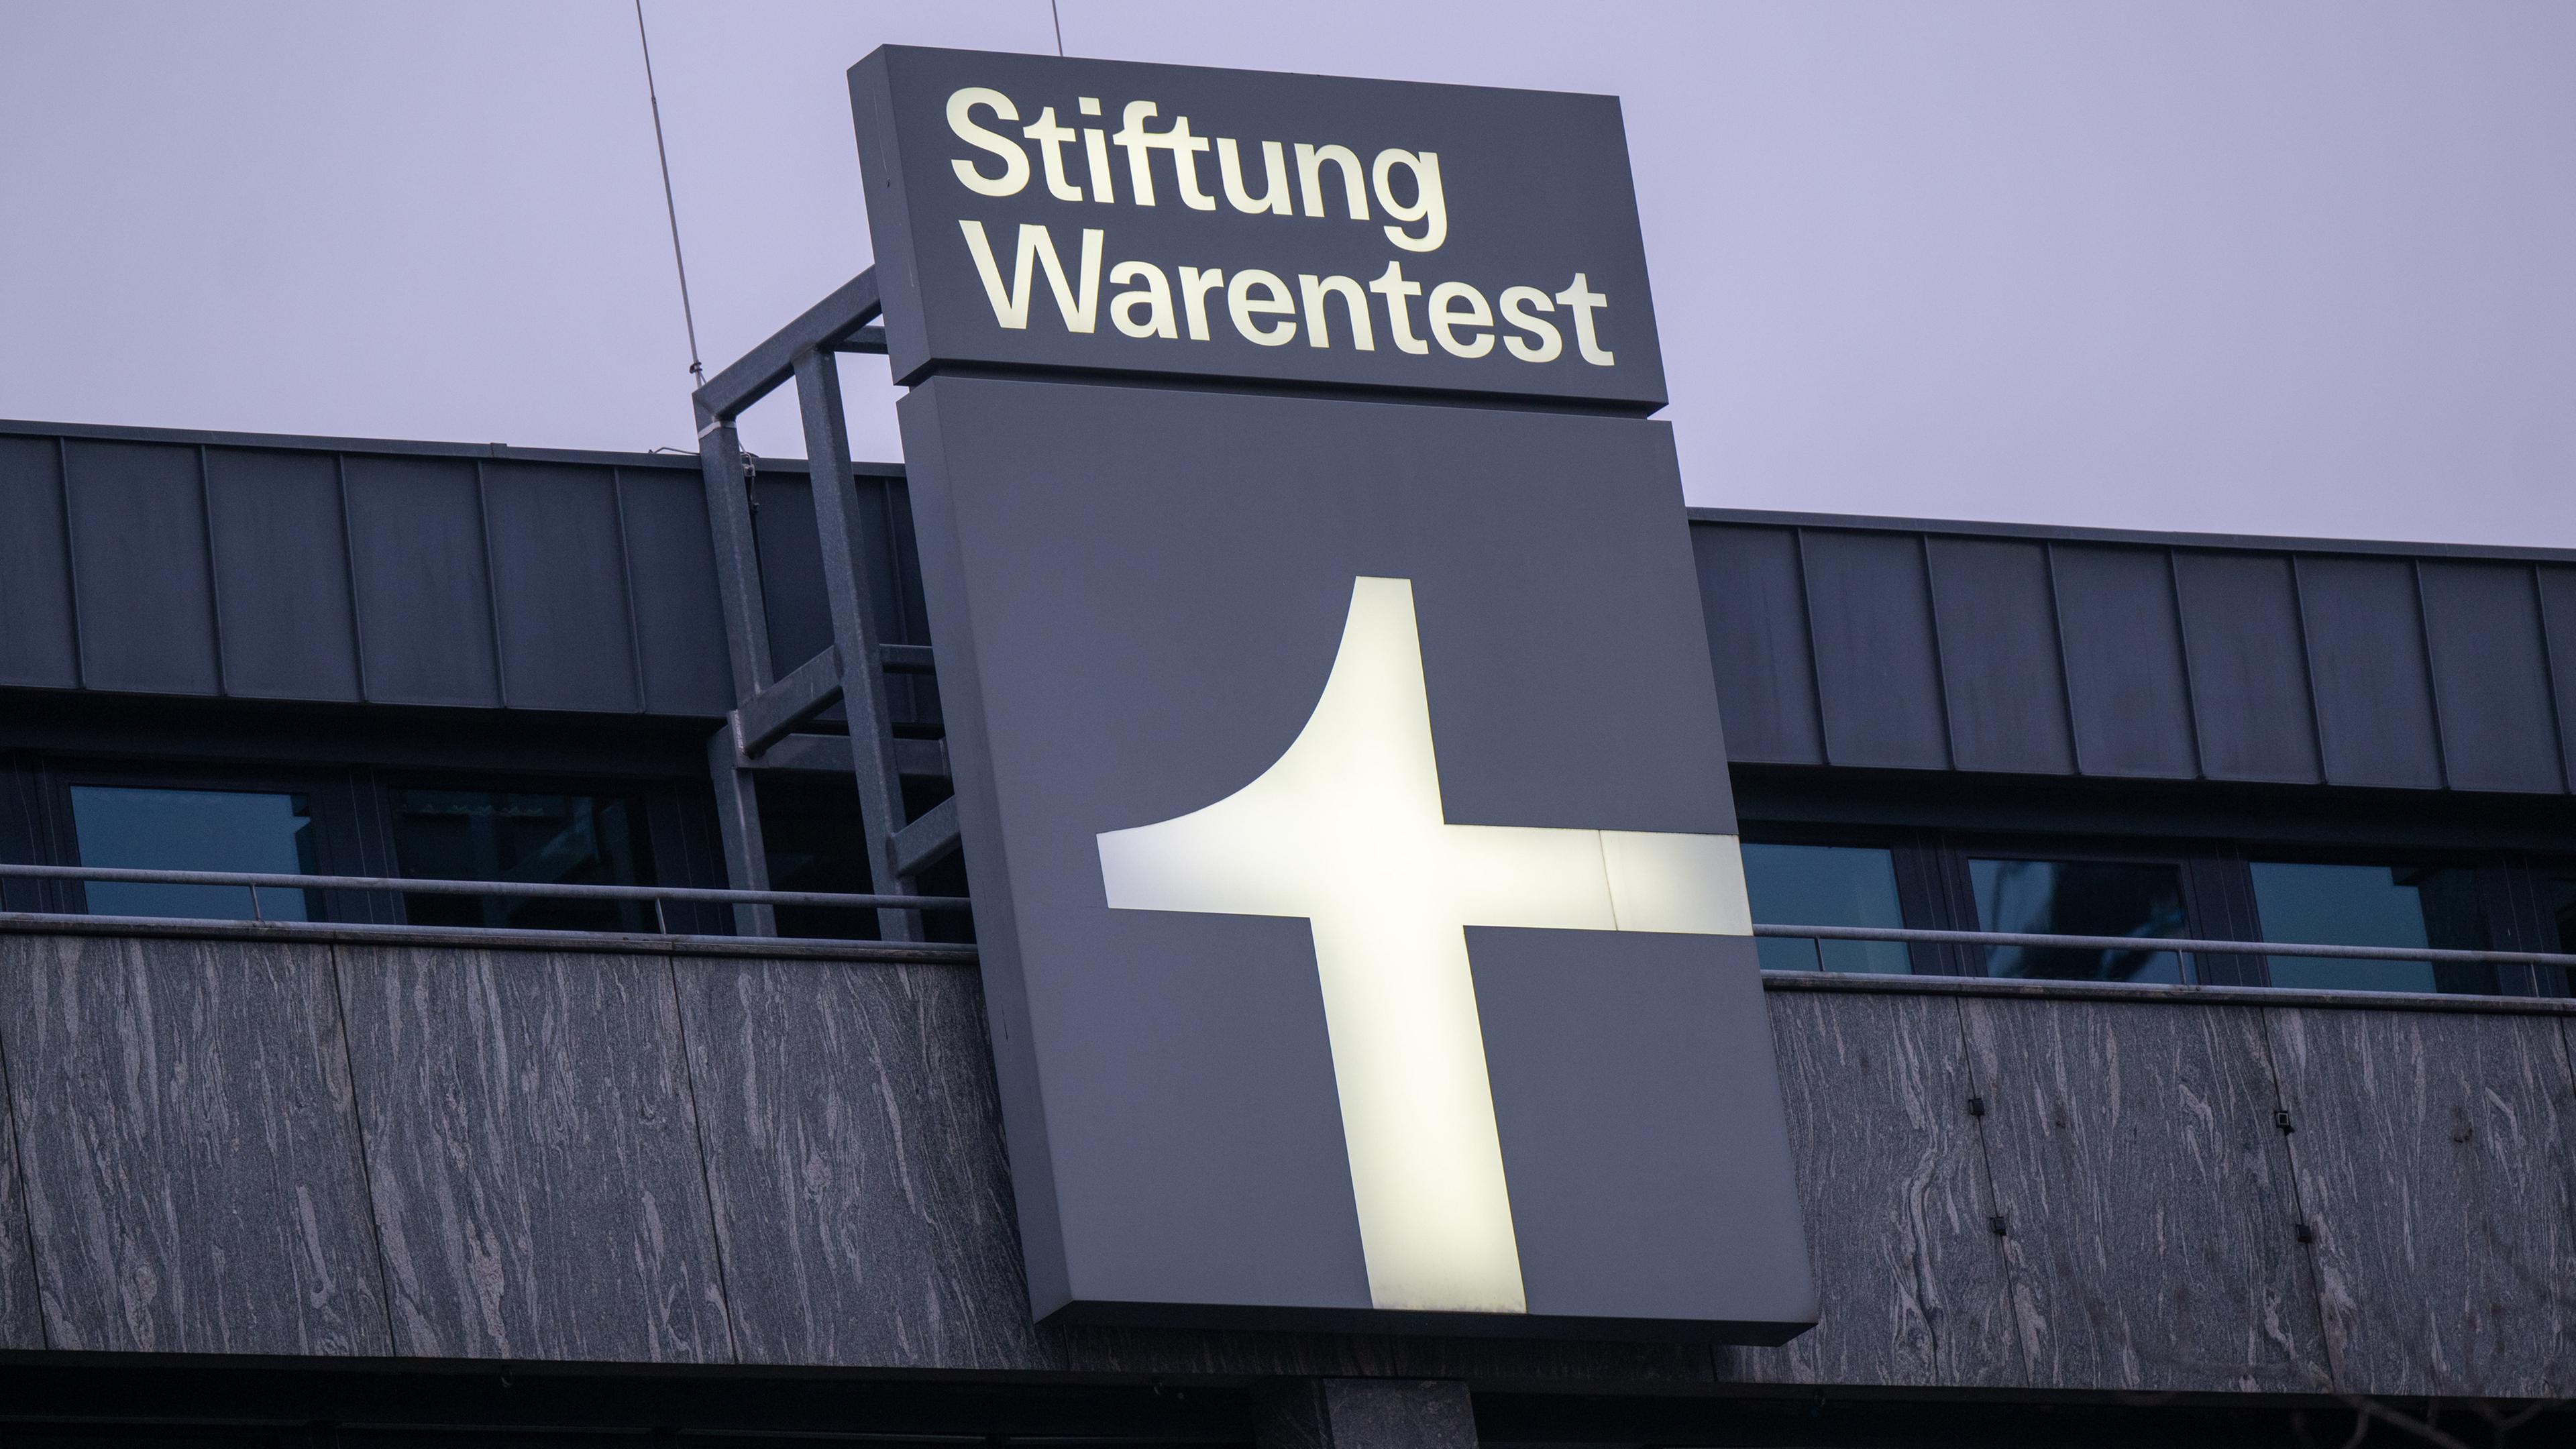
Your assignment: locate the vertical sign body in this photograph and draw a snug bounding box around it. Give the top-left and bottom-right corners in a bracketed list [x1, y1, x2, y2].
[853, 47, 1815, 1340]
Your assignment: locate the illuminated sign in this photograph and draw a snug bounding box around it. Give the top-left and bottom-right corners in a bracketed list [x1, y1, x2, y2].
[856, 48, 1813, 1341]
[850, 47, 1664, 406]
[1099, 576, 1748, 1315]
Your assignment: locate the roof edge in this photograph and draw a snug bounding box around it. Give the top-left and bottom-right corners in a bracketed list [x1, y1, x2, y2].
[0, 417, 904, 480]
[1690, 505, 2576, 565]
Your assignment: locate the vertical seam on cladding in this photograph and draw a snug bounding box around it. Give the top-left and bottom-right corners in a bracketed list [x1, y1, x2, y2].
[2251, 1006, 2343, 1392]
[2164, 550, 2212, 782]
[1947, 994, 2027, 1381]
[54, 438, 84, 690]
[336, 455, 372, 703]
[195, 445, 228, 697]
[1917, 534, 1960, 771]
[323, 942, 403, 1356]
[610, 469, 652, 714]
[2409, 560, 2452, 791]
[2039, 543, 2083, 776]
[2528, 564, 2574, 794]
[659, 953, 743, 1364]
[2285, 557, 2330, 786]
[474, 460, 510, 708]
[1789, 529, 1834, 767]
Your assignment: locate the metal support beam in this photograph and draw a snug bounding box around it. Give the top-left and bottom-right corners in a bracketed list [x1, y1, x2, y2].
[696, 270, 881, 421]
[879, 642, 935, 674]
[705, 727, 777, 938]
[736, 646, 844, 757]
[830, 324, 889, 354]
[889, 796, 962, 879]
[692, 409, 773, 701]
[757, 733, 949, 781]
[693, 404, 778, 933]
[795, 344, 921, 942]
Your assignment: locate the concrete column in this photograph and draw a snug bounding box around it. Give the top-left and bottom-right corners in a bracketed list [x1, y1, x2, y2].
[1255, 1379, 1477, 1449]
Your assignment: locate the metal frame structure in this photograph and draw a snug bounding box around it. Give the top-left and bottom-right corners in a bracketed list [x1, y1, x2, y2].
[687, 269, 947, 939]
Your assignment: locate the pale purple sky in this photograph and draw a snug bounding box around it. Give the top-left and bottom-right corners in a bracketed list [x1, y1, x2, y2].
[3, 2, 2569, 545]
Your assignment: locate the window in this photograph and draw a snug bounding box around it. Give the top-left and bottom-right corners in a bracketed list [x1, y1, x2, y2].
[388, 789, 657, 932]
[2251, 861, 2496, 995]
[70, 786, 318, 921]
[1968, 857, 2188, 983]
[1740, 843, 1910, 974]
[2548, 869, 2576, 954]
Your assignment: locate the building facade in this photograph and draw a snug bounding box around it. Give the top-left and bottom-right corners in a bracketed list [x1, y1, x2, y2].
[0, 415, 2572, 1444]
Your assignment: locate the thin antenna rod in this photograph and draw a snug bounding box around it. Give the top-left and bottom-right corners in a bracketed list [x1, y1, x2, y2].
[634, 0, 705, 386]
[1051, 0, 1066, 56]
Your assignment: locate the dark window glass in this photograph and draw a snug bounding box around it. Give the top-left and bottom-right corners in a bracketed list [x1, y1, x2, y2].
[1969, 857, 2188, 983]
[1741, 843, 1909, 974]
[756, 775, 879, 940]
[389, 790, 656, 932]
[2251, 861, 2496, 995]
[70, 786, 318, 921]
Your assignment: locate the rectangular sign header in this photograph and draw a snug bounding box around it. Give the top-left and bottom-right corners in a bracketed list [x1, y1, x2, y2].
[849, 46, 1666, 408]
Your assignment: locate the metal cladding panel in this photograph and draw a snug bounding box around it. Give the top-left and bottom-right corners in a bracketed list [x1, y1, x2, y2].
[1799, 531, 1950, 771]
[614, 467, 735, 717]
[2546, 566, 2576, 792]
[341, 455, 503, 708]
[2050, 545, 2198, 779]
[2171, 551, 2322, 784]
[0, 436, 77, 688]
[752, 475, 834, 674]
[849, 47, 1666, 409]
[203, 448, 362, 702]
[877, 477, 943, 729]
[902, 374, 1810, 1338]
[749, 470, 936, 729]
[481, 462, 643, 714]
[1690, 523, 1824, 765]
[1923, 537, 2075, 776]
[2296, 556, 2445, 790]
[60, 440, 221, 696]
[2418, 561, 2566, 794]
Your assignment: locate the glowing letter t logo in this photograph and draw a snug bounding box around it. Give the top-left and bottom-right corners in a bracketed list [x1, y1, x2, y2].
[1097, 577, 1751, 1315]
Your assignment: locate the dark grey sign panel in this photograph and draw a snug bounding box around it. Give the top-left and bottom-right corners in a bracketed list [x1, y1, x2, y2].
[898, 375, 1814, 1340]
[850, 47, 1665, 409]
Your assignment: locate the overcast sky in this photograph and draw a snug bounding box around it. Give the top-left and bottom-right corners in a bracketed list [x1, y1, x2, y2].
[3, 3, 2569, 545]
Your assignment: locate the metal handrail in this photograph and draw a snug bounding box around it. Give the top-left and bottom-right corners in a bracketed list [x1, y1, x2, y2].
[1, 862, 2568, 966]
[1756, 922, 2576, 969]
[0, 862, 966, 923]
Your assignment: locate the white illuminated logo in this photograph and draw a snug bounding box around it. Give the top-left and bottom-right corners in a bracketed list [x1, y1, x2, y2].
[1097, 576, 1750, 1315]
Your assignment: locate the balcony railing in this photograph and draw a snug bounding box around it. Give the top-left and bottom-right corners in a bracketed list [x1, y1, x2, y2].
[4, 863, 2572, 982]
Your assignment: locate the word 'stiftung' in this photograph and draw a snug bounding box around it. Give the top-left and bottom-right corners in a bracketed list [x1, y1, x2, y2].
[943, 87, 1618, 368]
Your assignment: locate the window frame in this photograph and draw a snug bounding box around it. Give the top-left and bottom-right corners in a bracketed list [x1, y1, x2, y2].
[37, 755, 380, 923]
[1929, 830, 2226, 984]
[368, 768, 720, 934]
[3, 750, 728, 935]
[1735, 812, 2569, 998]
